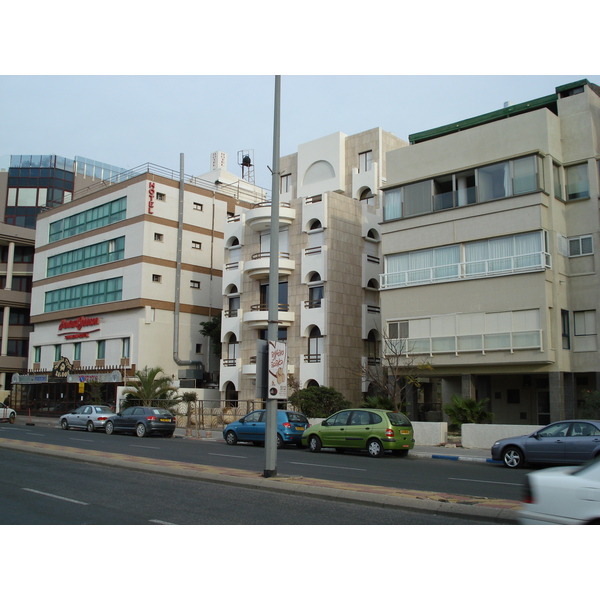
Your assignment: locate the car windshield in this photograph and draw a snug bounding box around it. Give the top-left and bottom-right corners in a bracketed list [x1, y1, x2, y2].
[386, 412, 411, 426]
[286, 412, 308, 423]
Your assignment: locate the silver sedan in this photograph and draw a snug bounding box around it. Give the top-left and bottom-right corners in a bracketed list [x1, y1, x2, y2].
[59, 405, 115, 432]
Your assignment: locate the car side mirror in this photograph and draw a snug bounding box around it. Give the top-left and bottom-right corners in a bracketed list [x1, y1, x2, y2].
[239, 417, 245, 423]
[322, 421, 329, 427]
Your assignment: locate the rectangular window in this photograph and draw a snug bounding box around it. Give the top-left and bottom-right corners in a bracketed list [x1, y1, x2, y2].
[122, 337, 130, 358]
[97, 340, 105, 360]
[568, 235, 593, 257]
[44, 277, 123, 312]
[562, 310, 570, 349]
[154, 233, 163, 242]
[280, 174, 291, 193]
[574, 311, 596, 336]
[47, 237, 125, 276]
[192, 241, 202, 250]
[359, 150, 373, 173]
[383, 188, 402, 221]
[54, 344, 62, 361]
[152, 274, 162, 283]
[403, 180, 432, 218]
[73, 342, 81, 361]
[193, 202, 203, 211]
[156, 192, 165, 201]
[553, 163, 563, 200]
[49, 197, 127, 242]
[190, 280, 200, 288]
[34, 346, 41, 362]
[565, 163, 589, 200]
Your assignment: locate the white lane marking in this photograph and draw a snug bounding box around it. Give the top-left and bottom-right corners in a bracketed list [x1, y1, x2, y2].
[130, 445, 161, 449]
[23, 488, 89, 505]
[25, 432, 45, 437]
[209, 453, 247, 459]
[449, 477, 521, 486]
[149, 519, 176, 525]
[69, 438, 95, 442]
[289, 461, 367, 471]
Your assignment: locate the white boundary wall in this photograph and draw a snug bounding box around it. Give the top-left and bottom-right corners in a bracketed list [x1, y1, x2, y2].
[461, 423, 541, 449]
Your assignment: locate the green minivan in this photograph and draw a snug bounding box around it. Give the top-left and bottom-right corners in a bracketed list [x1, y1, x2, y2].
[301, 408, 414, 458]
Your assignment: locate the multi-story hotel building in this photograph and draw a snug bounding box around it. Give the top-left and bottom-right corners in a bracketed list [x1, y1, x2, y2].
[220, 128, 407, 407]
[0, 154, 126, 396]
[380, 79, 600, 425]
[11, 153, 264, 412]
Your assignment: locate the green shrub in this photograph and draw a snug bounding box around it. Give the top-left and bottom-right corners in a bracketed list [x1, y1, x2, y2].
[289, 386, 350, 418]
[443, 395, 493, 425]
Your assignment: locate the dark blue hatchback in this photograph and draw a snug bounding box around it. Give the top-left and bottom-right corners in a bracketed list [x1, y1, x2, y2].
[223, 409, 309, 448]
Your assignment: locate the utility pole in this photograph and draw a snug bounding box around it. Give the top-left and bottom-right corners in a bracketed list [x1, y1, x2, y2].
[264, 75, 281, 478]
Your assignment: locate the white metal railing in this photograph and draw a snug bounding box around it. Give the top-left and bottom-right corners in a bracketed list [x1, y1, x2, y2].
[380, 252, 550, 289]
[386, 330, 543, 357]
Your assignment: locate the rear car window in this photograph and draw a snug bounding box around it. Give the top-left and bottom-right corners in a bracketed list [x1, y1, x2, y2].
[287, 412, 308, 423]
[152, 408, 173, 416]
[386, 412, 411, 426]
[95, 406, 113, 413]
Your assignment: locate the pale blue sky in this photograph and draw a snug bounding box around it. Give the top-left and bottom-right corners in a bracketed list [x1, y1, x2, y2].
[0, 75, 594, 190]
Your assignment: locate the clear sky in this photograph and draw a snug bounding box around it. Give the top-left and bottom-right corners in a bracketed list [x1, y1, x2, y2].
[0, 74, 595, 190]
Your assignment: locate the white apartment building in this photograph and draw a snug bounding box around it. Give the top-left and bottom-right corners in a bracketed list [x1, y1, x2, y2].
[380, 79, 600, 425]
[15, 155, 264, 412]
[220, 128, 407, 407]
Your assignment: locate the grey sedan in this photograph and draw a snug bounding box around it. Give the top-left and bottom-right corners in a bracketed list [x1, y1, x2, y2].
[60, 405, 115, 432]
[492, 419, 600, 468]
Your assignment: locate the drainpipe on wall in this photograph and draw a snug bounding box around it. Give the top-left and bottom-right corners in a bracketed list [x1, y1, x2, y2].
[173, 152, 204, 379]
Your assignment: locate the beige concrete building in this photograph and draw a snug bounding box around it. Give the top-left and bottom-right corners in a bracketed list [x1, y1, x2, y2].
[220, 128, 407, 407]
[380, 79, 600, 425]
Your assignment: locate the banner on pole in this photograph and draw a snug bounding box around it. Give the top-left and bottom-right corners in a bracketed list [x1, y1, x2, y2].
[267, 341, 287, 400]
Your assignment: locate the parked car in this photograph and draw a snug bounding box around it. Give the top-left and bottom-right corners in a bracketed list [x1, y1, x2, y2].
[491, 419, 600, 468]
[105, 406, 177, 438]
[0, 402, 16, 424]
[301, 408, 414, 458]
[519, 455, 600, 524]
[223, 409, 309, 448]
[59, 405, 115, 432]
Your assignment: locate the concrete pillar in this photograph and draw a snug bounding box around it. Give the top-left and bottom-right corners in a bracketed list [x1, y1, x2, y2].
[548, 371, 565, 422]
[461, 374, 476, 399]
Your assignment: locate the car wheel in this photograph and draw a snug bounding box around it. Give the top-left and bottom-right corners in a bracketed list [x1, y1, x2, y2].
[502, 446, 524, 468]
[60, 419, 69, 430]
[86, 421, 95, 432]
[308, 435, 322, 453]
[276, 434, 283, 449]
[105, 421, 114, 435]
[225, 431, 238, 445]
[136, 423, 147, 438]
[9, 413, 16, 424]
[367, 438, 384, 458]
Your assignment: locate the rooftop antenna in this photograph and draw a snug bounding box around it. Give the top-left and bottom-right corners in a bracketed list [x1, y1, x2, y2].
[238, 150, 255, 185]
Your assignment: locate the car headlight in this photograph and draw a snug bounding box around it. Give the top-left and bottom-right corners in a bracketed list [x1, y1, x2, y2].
[493, 441, 500, 447]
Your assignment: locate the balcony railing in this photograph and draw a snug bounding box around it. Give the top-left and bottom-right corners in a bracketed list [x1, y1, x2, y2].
[381, 252, 550, 289]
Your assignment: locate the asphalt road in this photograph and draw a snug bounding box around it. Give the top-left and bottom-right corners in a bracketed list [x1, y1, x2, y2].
[0, 421, 530, 502]
[0, 448, 493, 525]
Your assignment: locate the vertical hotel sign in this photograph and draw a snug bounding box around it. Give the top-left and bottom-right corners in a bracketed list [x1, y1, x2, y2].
[268, 341, 287, 400]
[148, 181, 156, 214]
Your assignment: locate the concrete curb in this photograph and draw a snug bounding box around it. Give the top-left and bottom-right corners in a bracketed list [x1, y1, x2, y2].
[0, 436, 519, 523]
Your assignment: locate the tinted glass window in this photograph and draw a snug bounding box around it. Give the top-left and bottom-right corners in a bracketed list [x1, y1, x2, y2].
[350, 411, 371, 425]
[286, 412, 308, 423]
[327, 411, 350, 426]
[386, 412, 411, 426]
[371, 413, 383, 424]
[122, 407, 135, 416]
[133, 407, 146, 415]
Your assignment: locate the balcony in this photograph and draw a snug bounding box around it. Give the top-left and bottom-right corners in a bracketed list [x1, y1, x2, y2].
[245, 252, 295, 280]
[245, 202, 295, 232]
[243, 303, 295, 329]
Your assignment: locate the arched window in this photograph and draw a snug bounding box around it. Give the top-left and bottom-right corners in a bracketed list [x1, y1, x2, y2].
[309, 219, 322, 230]
[360, 188, 374, 204]
[307, 326, 323, 362]
[225, 382, 238, 407]
[308, 272, 324, 308]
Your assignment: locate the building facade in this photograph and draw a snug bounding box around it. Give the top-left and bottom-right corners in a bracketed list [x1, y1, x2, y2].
[0, 154, 125, 394]
[380, 79, 600, 425]
[220, 128, 407, 408]
[12, 155, 263, 413]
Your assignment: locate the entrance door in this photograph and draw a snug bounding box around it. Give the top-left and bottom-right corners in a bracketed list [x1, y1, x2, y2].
[536, 391, 551, 425]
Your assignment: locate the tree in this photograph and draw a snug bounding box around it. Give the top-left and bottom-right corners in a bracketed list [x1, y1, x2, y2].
[356, 330, 433, 414]
[199, 315, 221, 356]
[443, 395, 494, 426]
[122, 366, 179, 407]
[578, 389, 600, 419]
[289, 386, 350, 418]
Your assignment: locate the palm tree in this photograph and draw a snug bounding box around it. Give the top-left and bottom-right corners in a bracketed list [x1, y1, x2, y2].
[122, 366, 179, 407]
